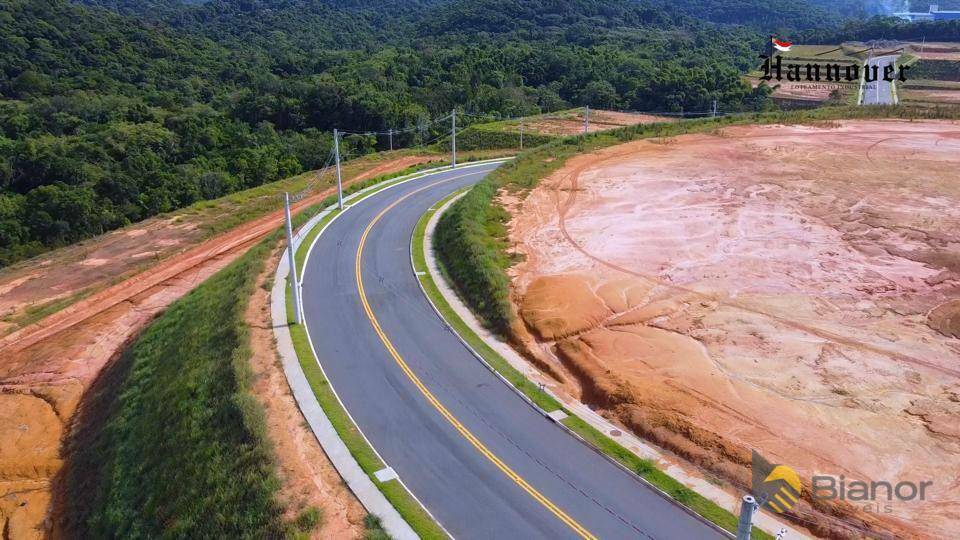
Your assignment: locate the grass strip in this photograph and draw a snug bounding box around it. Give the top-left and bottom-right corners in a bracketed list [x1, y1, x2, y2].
[60, 234, 290, 538]
[412, 190, 563, 413]
[416, 192, 774, 540]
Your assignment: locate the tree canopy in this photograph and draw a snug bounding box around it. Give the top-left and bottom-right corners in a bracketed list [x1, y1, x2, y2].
[0, 0, 901, 265]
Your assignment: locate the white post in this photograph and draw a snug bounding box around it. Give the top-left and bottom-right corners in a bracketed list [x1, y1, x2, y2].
[520, 117, 524, 150]
[583, 105, 590, 135]
[451, 109, 457, 168]
[712, 99, 718, 117]
[736, 495, 758, 540]
[388, 128, 393, 151]
[334, 128, 343, 209]
[284, 192, 302, 325]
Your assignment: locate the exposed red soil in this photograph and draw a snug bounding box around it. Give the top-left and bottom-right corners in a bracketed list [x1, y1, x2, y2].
[524, 110, 675, 136]
[0, 155, 432, 538]
[246, 248, 366, 538]
[507, 120, 960, 539]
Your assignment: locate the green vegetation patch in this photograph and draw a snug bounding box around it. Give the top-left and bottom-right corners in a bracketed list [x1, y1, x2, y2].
[438, 119, 557, 152]
[59, 234, 287, 538]
[412, 189, 562, 413]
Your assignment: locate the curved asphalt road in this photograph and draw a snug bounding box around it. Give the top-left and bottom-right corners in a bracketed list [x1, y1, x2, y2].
[300, 162, 727, 539]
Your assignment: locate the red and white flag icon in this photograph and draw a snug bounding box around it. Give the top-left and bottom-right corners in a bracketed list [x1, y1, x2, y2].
[772, 37, 792, 52]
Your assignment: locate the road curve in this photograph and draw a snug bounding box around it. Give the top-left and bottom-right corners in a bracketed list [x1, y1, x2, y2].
[300, 163, 728, 539]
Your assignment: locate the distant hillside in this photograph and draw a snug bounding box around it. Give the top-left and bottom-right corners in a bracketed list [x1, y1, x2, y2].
[1, 0, 861, 266]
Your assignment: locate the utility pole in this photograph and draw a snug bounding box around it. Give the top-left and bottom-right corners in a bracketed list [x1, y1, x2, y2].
[519, 117, 524, 150]
[388, 129, 393, 151]
[583, 105, 590, 136]
[736, 495, 758, 540]
[712, 99, 718, 117]
[333, 128, 343, 210]
[284, 192, 302, 325]
[451, 109, 457, 168]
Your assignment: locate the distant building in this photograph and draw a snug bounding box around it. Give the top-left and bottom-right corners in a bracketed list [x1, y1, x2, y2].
[894, 4, 960, 21]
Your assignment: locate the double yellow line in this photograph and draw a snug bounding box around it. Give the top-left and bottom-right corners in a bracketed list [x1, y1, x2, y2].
[354, 173, 597, 540]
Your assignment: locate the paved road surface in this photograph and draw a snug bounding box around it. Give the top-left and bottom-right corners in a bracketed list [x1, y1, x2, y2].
[862, 55, 900, 105]
[300, 163, 730, 539]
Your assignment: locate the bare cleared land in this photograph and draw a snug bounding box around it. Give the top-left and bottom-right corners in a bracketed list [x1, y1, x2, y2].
[507, 120, 960, 538]
[520, 110, 675, 136]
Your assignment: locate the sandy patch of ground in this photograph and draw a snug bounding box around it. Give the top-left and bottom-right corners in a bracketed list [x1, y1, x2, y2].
[246, 248, 365, 538]
[507, 120, 960, 538]
[523, 110, 674, 136]
[0, 154, 432, 538]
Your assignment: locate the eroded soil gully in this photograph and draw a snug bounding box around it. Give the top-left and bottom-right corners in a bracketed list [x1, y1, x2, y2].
[507, 120, 960, 539]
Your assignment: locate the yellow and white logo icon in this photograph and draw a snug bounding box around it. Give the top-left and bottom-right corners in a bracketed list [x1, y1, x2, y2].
[752, 451, 802, 513]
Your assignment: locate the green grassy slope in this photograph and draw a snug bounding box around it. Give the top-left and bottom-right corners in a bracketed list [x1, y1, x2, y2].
[57, 237, 289, 538]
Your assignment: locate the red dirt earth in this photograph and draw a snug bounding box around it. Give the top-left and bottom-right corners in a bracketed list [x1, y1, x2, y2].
[522, 110, 675, 136]
[0, 155, 432, 538]
[507, 120, 960, 538]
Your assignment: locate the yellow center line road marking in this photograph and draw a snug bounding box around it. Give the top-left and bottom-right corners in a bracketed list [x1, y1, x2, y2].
[354, 172, 598, 540]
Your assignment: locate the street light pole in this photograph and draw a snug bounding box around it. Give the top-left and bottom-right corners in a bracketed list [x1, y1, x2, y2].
[451, 109, 457, 168]
[736, 495, 758, 540]
[334, 128, 343, 209]
[284, 192, 302, 325]
[520, 117, 524, 150]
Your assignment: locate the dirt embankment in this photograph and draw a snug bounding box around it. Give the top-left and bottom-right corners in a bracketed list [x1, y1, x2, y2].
[506, 120, 960, 539]
[246, 248, 366, 538]
[0, 155, 431, 538]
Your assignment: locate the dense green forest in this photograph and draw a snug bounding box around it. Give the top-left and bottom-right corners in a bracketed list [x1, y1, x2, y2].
[0, 0, 938, 266]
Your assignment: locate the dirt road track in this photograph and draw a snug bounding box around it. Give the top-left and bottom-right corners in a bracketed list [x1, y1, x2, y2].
[0, 155, 431, 539]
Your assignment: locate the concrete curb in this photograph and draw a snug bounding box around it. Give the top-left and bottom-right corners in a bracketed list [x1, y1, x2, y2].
[271, 247, 418, 540]
[416, 195, 810, 540]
